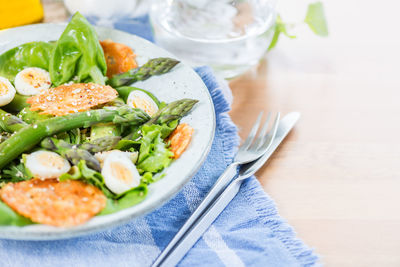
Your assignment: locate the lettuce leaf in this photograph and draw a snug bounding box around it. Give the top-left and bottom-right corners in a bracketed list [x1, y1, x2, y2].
[136, 124, 174, 173]
[60, 160, 148, 215]
[0, 161, 31, 183]
[115, 86, 161, 107]
[0, 201, 32, 226]
[0, 41, 54, 83]
[116, 120, 178, 152]
[49, 12, 107, 86]
[99, 184, 148, 215]
[60, 160, 115, 199]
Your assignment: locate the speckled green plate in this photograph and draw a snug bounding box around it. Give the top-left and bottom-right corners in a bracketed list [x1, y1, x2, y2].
[0, 23, 215, 240]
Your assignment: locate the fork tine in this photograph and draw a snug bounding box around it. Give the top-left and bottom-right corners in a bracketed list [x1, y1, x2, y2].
[250, 112, 271, 150]
[259, 112, 280, 150]
[239, 111, 263, 151]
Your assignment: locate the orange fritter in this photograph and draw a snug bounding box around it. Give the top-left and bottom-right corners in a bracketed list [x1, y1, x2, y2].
[0, 179, 106, 227]
[100, 39, 138, 78]
[167, 123, 194, 159]
[27, 83, 118, 116]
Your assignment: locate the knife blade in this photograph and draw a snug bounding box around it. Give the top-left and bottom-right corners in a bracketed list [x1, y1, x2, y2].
[155, 112, 301, 267]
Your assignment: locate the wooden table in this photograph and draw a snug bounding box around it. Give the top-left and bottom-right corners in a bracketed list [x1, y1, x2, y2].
[230, 1, 400, 266]
[42, 1, 400, 266]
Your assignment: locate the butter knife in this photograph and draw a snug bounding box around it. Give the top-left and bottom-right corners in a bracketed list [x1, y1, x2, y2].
[153, 112, 301, 267]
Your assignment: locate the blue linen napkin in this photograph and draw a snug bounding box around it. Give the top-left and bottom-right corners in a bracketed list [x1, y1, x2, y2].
[0, 16, 319, 267]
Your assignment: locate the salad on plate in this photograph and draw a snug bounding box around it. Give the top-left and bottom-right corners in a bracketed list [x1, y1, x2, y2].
[0, 13, 197, 227]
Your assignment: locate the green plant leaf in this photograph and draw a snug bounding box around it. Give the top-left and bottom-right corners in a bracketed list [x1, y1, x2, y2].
[0, 161, 31, 182]
[0, 201, 33, 226]
[49, 12, 107, 86]
[136, 124, 174, 173]
[304, 2, 328, 36]
[99, 184, 148, 215]
[268, 15, 296, 51]
[60, 160, 116, 199]
[0, 41, 54, 83]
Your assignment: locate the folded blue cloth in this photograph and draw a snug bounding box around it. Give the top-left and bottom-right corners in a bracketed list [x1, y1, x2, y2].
[0, 16, 319, 267]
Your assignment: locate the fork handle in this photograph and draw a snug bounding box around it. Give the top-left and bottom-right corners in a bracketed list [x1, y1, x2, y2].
[157, 178, 244, 267]
[151, 163, 239, 267]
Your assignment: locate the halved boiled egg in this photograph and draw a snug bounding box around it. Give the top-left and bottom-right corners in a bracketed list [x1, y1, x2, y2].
[95, 150, 138, 168]
[14, 67, 51, 96]
[25, 151, 71, 180]
[101, 150, 141, 195]
[0, 77, 16, 106]
[127, 90, 158, 116]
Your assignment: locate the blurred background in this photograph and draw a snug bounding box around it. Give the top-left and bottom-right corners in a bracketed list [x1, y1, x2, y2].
[0, 0, 326, 79]
[1, 0, 400, 266]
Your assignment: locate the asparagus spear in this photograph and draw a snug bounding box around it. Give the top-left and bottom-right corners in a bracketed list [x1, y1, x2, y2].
[0, 108, 119, 170]
[89, 97, 128, 142]
[120, 99, 198, 146]
[146, 99, 199, 125]
[41, 138, 102, 171]
[41, 135, 121, 171]
[107, 57, 180, 88]
[0, 106, 150, 169]
[0, 109, 27, 133]
[79, 136, 121, 153]
[0, 132, 10, 143]
[17, 107, 53, 124]
[43, 136, 120, 153]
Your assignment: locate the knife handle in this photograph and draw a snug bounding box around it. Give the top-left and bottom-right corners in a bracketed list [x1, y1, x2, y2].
[152, 163, 238, 267]
[159, 178, 243, 267]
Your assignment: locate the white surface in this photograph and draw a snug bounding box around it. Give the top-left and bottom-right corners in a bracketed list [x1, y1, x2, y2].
[0, 23, 215, 240]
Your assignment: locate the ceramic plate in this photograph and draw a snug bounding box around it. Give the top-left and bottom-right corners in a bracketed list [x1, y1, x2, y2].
[0, 24, 215, 240]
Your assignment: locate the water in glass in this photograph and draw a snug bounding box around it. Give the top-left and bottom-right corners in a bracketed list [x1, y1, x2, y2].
[150, 0, 277, 78]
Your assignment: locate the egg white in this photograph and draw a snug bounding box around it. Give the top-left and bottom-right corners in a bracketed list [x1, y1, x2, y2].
[14, 67, 51, 96]
[0, 77, 16, 106]
[127, 90, 158, 116]
[25, 151, 71, 179]
[101, 150, 141, 195]
[95, 150, 138, 168]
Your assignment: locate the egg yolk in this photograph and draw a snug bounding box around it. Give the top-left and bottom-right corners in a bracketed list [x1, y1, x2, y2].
[0, 81, 8, 96]
[22, 71, 49, 88]
[131, 97, 156, 116]
[110, 162, 133, 184]
[38, 153, 65, 170]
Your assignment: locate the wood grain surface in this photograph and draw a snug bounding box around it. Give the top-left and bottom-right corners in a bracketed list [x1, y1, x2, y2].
[41, 0, 400, 266]
[229, 1, 400, 266]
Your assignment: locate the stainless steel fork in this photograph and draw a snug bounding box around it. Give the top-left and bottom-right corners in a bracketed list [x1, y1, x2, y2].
[155, 112, 300, 267]
[151, 111, 280, 267]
